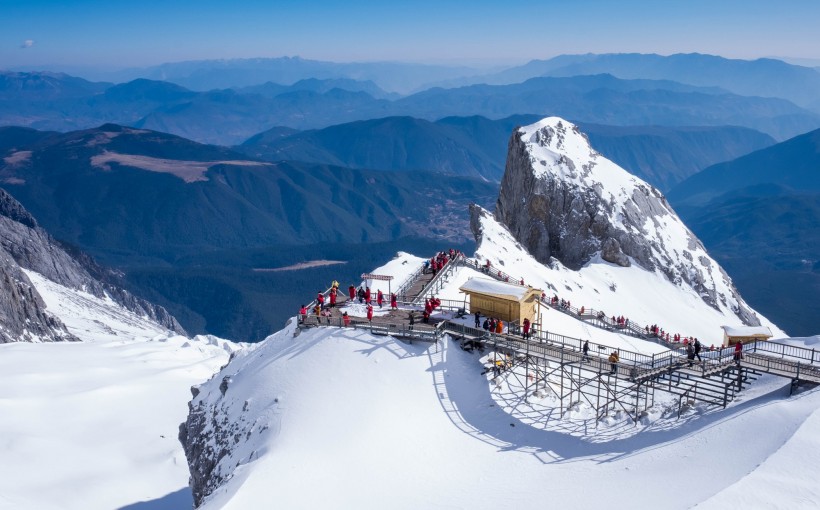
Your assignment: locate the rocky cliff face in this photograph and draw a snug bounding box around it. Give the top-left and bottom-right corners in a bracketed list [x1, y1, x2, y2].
[0, 188, 185, 341]
[489, 117, 760, 326]
[0, 253, 77, 342]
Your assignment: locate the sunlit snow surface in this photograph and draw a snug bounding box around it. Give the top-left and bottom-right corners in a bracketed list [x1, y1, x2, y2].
[0, 225, 814, 509]
[512, 117, 785, 342]
[0, 272, 238, 510]
[196, 325, 820, 510]
[191, 250, 819, 510]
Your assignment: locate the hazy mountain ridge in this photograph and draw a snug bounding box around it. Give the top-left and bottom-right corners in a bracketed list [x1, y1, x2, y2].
[241, 114, 775, 189]
[2, 69, 818, 144]
[234, 77, 398, 100]
[436, 53, 820, 111]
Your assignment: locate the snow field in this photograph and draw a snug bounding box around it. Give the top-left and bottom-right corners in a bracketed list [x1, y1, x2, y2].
[0, 271, 237, 510]
[196, 324, 820, 510]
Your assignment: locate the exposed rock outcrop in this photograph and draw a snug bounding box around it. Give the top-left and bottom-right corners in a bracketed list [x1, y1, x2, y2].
[0, 253, 77, 342]
[487, 117, 761, 326]
[0, 188, 186, 341]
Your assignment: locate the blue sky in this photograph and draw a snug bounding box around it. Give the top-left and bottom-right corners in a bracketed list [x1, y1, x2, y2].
[3, 0, 820, 69]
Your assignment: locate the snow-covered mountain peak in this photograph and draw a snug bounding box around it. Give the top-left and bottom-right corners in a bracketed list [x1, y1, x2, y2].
[522, 117, 599, 173]
[518, 116, 656, 216]
[494, 116, 773, 329]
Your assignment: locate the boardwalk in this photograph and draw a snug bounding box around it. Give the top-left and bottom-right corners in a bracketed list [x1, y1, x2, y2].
[297, 251, 820, 418]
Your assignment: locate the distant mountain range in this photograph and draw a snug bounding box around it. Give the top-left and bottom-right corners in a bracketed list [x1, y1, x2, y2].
[668, 128, 820, 336]
[0, 124, 496, 340]
[26, 53, 820, 111]
[435, 53, 820, 112]
[241, 114, 775, 190]
[234, 77, 398, 100]
[0, 124, 495, 260]
[2, 70, 818, 145]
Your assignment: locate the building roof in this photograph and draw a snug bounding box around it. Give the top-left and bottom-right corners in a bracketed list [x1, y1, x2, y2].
[721, 325, 773, 338]
[459, 278, 534, 302]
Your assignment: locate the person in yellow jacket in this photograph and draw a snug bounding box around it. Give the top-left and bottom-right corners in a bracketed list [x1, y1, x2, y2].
[495, 319, 504, 334]
[608, 351, 619, 374]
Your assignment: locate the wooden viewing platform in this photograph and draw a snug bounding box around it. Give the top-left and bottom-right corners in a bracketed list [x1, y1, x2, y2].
[296, 252, 820, 421]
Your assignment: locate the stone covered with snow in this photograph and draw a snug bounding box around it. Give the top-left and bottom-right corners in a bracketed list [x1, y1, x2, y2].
[491, 117, 761, 326]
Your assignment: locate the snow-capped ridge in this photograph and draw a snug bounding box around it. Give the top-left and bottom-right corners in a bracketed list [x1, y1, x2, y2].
[493, 116, 772, 329]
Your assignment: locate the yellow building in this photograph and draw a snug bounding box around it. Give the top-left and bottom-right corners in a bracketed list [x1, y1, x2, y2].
[459, 277, 542, 325]
[721, 325, 773, 347]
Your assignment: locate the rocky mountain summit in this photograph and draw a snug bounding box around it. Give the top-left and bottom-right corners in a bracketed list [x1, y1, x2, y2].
[489, 117, 761, 326]
[0, 188, 185, 342]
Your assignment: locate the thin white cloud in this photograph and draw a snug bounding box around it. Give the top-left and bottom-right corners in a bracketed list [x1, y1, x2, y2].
[21, 39, 34, 49]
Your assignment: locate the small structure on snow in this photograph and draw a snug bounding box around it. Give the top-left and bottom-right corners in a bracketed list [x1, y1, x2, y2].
[721, 325, 773, 347]
[459, 277, 542, 325]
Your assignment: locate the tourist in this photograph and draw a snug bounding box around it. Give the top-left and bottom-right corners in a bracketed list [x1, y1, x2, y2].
[609, 351, 619, 374]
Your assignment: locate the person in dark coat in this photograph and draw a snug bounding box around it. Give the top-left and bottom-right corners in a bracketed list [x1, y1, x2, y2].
[409, 311, 415, 330]
[686, 342, 695, 367]
[357, 286, 365, 304]
[474, 311, 480, 329]
[582, 339, 590, 362]
[734, 340, 743, 363]
[482, 318, 489, 331]
[694, 338, 702, 361]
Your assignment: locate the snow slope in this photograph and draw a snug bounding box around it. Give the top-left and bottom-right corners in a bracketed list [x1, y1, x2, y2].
[192, 325, 820, 510]
[470, 209, 785, 346]
[0, 271, 237, 510]
[495, 117, 776, 334]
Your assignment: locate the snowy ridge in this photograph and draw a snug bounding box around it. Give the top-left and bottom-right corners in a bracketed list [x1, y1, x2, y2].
[473, 206, 784, 344]
[183, 321, 820, 509]
[0, 270, 239, 510]
[522, 117, 640, 221]
[495, 117, 777, 330]
[179, 251, 818, 510]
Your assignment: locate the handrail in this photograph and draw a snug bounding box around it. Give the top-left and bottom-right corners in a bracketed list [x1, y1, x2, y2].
[412, 253, 463, 304]
[395, 264, 426, 302]
[460, 257, 528, 287]
[296, 250, 820, 385]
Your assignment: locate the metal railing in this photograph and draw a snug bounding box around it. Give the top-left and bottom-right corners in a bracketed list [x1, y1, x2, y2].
[412, 254, 463, 304]
[296, 252, 820, 386]
[394, 264, 426, 302]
